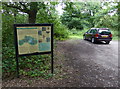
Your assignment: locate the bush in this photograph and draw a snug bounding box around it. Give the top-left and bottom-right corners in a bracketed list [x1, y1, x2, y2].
[2, 46, 52, 79]
[54, 24, 69, 40]
[67, 19, 83, 30]
[69, 28, 89, 36]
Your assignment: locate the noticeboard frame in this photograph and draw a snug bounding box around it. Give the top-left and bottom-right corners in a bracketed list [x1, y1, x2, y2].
[14, 23, 53, 57]
[14, 24, 54, 77]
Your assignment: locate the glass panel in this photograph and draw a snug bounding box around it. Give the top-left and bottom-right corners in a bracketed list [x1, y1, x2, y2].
[99, 29, 111, 35]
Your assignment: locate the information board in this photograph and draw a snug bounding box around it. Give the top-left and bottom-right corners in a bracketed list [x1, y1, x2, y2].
[14, 24, 53, 56]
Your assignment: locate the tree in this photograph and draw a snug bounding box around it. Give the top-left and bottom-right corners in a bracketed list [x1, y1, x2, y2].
[3, 2, 45, 23]
[93, 2, 118, 29]
[61, 2, 102, 30]
[61, 2, 83, 30]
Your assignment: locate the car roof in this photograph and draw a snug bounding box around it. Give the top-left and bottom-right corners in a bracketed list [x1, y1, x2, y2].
[91, 28, 109, 30]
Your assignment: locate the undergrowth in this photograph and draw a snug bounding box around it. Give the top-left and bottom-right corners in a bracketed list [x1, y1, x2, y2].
[2, 47, 53, 79]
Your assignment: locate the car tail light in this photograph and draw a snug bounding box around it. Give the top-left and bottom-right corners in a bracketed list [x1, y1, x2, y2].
[95, 34, 99, 37]
[110, 34, 112, 37]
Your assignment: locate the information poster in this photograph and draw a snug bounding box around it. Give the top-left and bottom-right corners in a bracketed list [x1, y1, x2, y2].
[14, 24, 53, 56]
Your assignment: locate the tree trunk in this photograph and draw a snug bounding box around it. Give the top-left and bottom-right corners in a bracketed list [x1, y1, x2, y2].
[28, 2, 38, 23]
[28, 11, 37, 23]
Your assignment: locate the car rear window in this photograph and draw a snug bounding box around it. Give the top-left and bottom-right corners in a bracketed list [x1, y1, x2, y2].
[98, 29, 111, 35]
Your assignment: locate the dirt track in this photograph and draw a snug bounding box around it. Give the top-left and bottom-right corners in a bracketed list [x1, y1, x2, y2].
[56, 39, 119, 87]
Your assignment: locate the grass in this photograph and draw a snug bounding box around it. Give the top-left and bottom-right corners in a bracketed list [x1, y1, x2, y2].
[69, 35, 83, 39]
[112, 36, 118, 40]
[68, 28, 87, 40]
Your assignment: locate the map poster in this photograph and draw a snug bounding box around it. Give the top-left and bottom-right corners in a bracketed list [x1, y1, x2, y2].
[14, 24, 53, 56]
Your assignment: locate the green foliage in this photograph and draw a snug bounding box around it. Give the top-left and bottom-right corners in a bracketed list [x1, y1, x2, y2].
[67, 18, 83, 30]
[2, 46, 52, 79]
[94, 14, 118, 28]
[2, 47, 16, 78]
[93, 2, 118, 29]
[61, 3, 83, 30]
[2, 13, 14, 47]
[54, 24, 69, 40]
[68, 28, 88, 39]
[69, 28, 89, 36]
[18, 55, 52, 78]
[61, 2, 101, 30]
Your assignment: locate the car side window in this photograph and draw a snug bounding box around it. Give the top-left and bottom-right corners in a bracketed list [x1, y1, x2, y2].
[93, 29, 97, 34]
[87, 29, 91, 33]
[90, 30, 93, 33]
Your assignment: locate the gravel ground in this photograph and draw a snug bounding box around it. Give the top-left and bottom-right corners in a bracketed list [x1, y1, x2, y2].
[2, 39, 119, 88]
[55, 39, 119, 87]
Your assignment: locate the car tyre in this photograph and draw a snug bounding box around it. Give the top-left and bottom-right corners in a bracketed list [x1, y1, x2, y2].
[105, 41, 110, 44]
[91, 38, 96, 43]
[83, 35, 86, 40]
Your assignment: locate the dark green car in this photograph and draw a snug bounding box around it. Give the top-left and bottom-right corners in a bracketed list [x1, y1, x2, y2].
[83, 28, 112, 44]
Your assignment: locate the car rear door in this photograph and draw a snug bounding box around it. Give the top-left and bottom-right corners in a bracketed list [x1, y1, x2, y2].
[85, 29, 91, 39]
[88, 29, 93, 40]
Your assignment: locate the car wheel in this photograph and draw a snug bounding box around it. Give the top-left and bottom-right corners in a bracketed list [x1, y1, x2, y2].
[83, 35, 86, 40]
[105, 41, 110, 44]
[91, 38, 96, 43]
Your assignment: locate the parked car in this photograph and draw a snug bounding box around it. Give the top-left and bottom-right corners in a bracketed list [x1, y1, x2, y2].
[83, 28, 112, 44]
